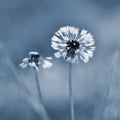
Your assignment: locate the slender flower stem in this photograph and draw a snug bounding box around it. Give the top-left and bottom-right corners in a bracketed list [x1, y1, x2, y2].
[68, 63, 75, 120]
[34, 69, 43, 103]
[33, 69, 48, 120]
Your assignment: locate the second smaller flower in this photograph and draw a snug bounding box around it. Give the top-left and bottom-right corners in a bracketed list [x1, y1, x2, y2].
[20, 51, 52, 70]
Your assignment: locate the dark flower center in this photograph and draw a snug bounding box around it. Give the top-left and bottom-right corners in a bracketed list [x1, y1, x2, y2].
[29, 54, 40, 66]
[67, 40, 80, 50]
[66, 40, 80, 59]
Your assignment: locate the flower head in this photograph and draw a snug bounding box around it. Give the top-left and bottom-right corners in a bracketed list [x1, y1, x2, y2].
[20, 51, 52, 70]
[51, 26, 95, 63]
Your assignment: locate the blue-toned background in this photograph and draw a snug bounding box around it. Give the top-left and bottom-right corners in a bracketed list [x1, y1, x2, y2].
[0, 0, 120, 120]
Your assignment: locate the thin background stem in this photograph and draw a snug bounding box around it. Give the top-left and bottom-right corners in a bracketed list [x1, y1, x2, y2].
[69, 63, 75, 120]
[93, 50, 120, 120]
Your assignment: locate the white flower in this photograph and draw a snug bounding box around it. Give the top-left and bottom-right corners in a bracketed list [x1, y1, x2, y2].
[20, 51, 52, 70]
[51, 26, 95, 63]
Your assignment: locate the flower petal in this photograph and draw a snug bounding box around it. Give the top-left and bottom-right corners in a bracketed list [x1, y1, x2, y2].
[51, 35, 62, 42]
[54, 52, 61, 58]
[42, 60, 53, 68]
[46, 57, 52, 60]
